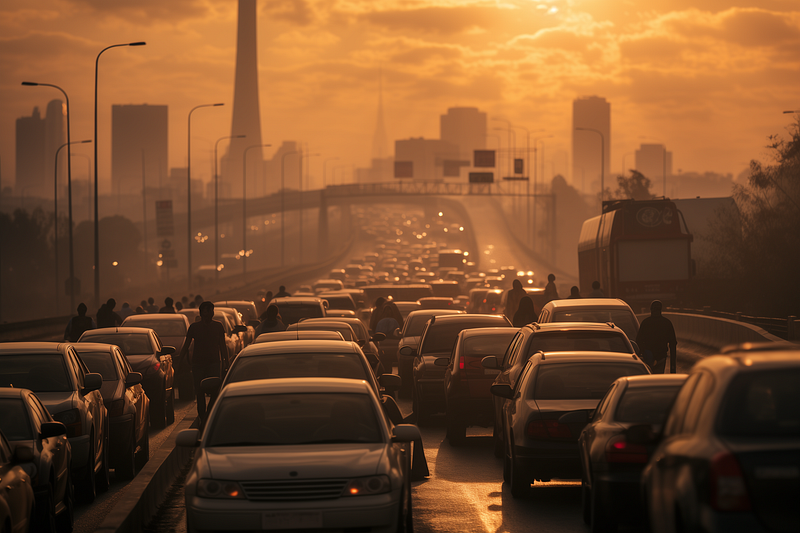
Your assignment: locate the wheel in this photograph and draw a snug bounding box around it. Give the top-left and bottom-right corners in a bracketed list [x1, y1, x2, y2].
[96, 426, 110, 492]
[412, 386, 430, 426]
[508, 441, 529, 498]
[590, 483, 613, 533]
[166, 389, 175, 425]
[55, 472, 74, 533]
[77, 439, 96, 504]
[135, 412, 150, 471]
[33, 482, 56, 533]
[116, 423, 137, 480]
[150, 389, 166, 429]
[581, 477, 591, 525]
[446, 417, 466, 446]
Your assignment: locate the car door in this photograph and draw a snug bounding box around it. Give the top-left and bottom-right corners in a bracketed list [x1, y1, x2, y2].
[30, 393, 70, 499]
[70, 347, 106, 467]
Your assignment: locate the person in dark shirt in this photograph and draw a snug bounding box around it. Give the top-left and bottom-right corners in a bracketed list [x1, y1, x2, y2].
[145, 297, 160, 314]
[567, 286, 582, 299]
[179, 301, 227, 426]
[274, 285, 291, 298]
[64, 302, 96, 342]
[96, 298, 122, 328]
[544, 273, 559, 302]
[636, 300, 677, 374]
[504, 279, 527, 321]
[254, 304, 286, 337]
[589, 281, 605, 297]
[512, 296, 537, 327]
[159, 297, 176, 313]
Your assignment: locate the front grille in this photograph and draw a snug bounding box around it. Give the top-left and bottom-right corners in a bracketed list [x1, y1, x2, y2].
[241, 478, 348, 501]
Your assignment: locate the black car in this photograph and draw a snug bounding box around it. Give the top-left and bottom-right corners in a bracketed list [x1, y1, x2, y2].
[576, 374, 686, 532]
[408, 313, 511, 424]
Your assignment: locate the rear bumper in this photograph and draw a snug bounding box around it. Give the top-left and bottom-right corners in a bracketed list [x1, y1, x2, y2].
[513, 442, 582, 480]
[446, 395, 494, 426]
[415, 378, 446, 410]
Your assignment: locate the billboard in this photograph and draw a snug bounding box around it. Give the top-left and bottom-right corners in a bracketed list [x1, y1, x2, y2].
[473, 150, 496, 168]
[394, 161, 413, 178]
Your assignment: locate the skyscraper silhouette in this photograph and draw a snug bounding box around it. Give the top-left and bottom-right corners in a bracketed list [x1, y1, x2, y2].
[372, 71, 388, 161]
[222, 0, 263, 198]
[572, 96, 610, 194]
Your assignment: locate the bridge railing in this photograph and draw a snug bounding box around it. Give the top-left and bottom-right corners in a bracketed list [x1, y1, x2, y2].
[667, 307, 798, 341]
[325, 181, 531, 197]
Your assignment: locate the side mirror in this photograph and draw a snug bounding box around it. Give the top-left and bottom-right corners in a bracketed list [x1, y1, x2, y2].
[83, 373, 103, 394]
[490, 383, 514, 399]
[40, 422, 67, 439]
[233, 325, 248, 334]
[14, 445, 34, 463]
[626, 424, 659, 445]
[125, 372, 143, 387]
[372, 332, 387, 343]
[393, 328, 401, 338]
[201, 376, 222, 395]
[392, 424, 421, 443]
[161, 346, 176, 355]
[176, 429, 201, 447]
[434, 357, 449, 367]
[398, 346, 415, 357]
[378, 373, 402, 392]
[481, 355, 498, 369]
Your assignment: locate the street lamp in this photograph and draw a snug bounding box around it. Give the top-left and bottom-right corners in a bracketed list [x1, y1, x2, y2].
[280, 150, 299, 267]
[215, 134, 246, 285]
[187, 102, 224, 291]
[575, 127, 605, 205]
[242, 143, 271, 281]
[93, 41, 146, 308]
[54, 139, 92, 314]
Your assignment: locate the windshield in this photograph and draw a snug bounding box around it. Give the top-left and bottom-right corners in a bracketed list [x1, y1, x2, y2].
[528, 331, 632, 355]
[553, 310, 639, 339]
[0, 399, 33, 440]
[207, 393, 382, 446]
[614, 385, 683, 424]
[532, 363, 648, 400]
[274, 304, 324, 325]
[226, 353, 369, 384]
[0, 354, 72, 392]
[462, 332, 516, 357]
[82, 333, 153, 355]
[718, 369, 800, 438]
[79, 351, 119, 380]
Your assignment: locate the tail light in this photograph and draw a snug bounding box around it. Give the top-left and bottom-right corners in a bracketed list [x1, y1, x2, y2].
[52, 408, 82, 438]
[526, 419, 572, 439]
[710, 452, 751, 511]
[106, 399, 125, 417]
[152, 362, 161, 373]
[459, 356, 465, 370]
[605, 435, 648, 463]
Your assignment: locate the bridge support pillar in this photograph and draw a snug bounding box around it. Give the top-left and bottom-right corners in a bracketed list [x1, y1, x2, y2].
[318, 194, 329, 261]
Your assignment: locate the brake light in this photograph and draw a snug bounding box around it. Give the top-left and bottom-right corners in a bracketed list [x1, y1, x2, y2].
[710, 452, 751, 511]
[459, 356, 465, 370]
[526, 419, 572, 439]
[152, 362, 161, 373]
[605, 435, 648, 463]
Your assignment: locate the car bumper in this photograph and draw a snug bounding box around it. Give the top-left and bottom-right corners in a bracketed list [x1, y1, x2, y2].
[186, 490, 401, 533]
[446, 396, 494, 426]
[513, 442, 582, 480]
[69, 434, 92, 470]
[593, 470, 644, 522]
[416, 378, 446, 408]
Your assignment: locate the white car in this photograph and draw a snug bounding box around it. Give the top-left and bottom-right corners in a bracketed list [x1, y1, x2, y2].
[177, 378, 419, 533]
[536, 297, 640, 341]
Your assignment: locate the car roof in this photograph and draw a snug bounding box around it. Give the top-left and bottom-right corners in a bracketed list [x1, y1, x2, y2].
[70, 342, 119, 353]
[271, 297, 325, 304]
[530, 351, 644, 364]
[524, 322, 628, 333]
[122, 314, 189, 323]
[80, 327, 153, 335]
[255, 331, 346, 343]
[618, 374, 688, 388]
[0, 387, 27, 399]
[698, 349, 800, 371]
[459, 327, 518, 338]
[0, 342, 70, 355]
[219, 377, 374, 398]
[431, 313, 509, 324]
[214, 300, 255, 306]
[544, 298, 633, 310]
[406, 309, 464, 319]
[238, 340, 361, 357]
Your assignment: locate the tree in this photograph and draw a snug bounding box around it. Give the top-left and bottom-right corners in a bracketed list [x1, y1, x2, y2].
[705, 123, 800, 316]
[614, 170, 654, 201]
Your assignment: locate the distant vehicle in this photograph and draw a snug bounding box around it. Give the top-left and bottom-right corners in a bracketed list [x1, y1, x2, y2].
[213, 301, 260, 327]
[362, 284, 433, 305]
[537, 297, 640, 341]
[578, 199, 694, 310]
[313, 279, 344, 294]
[255, 331, 345, 344]
[269, 297, 326, 325]
[180, 309, 246, 366]
[437, 249, 468, 270]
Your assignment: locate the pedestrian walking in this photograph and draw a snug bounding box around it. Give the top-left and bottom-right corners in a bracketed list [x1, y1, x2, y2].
[96, 298, 122, 328]
[64, 303, 96, 342]
[503, 279, 527, 321]
[159, 297, 176, 313]
[254, 304, 286, 337]
[274, 285, 291, 298]
[544, 273, 559, 302]
[589, 281, 605, 297]
[636, 300, 677, 374]
[512, 296, 537, 327]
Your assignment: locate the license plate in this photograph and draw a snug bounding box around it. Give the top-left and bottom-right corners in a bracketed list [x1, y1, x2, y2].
[262, 511, 323, 530]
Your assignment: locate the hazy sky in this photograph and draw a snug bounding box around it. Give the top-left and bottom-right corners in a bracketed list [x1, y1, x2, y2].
[2, 0, 799, 193]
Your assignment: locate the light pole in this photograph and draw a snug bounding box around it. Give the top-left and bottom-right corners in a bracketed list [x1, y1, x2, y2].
[187, 102, 223, 291]
[215, 134, 245, 285]
[280, 150, 299, 267]
[298, 151, 320, 264]
[323, 157, 339, 189]
[22, 80, 83, 312]
[242, 143, 271, 281]
[54, 140, 92, 314]
[94, 41, 146, 308]
[575, 127, 605, 205]
[71, 153, 91, 222]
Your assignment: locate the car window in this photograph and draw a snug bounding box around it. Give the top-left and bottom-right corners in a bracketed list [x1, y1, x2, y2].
[593, 382, 618, 421]
[681, 371, 715, 434]
[462, 333, 516, 358]
[80, 351, 119, 381]
[614, 385, 684, 425]
[530, 363, 648, 400]
[718, 369, 800, 438]
[83, 333, 153, 355]
[30, 395, 52, 425]
[274, 304, 324, 325]
[67, 349, 86, 389]
[0, 398, 34, 440]
[226, 353, 370, 384]
[514, 361, 535, 396]
[404, 315, 432, 337]
[503, 332, 524, 368]
[662, 372, 701, 437]
[206, 392, 382, 446]
[528, 331, 632, 354]
[122, 320, 186, 337]
[0, 354, 73, 392]
[422, 319, 509, 355]
[553, 310, 639, 339]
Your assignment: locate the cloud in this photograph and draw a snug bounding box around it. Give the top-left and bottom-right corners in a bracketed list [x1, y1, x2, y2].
[263, 0, 315, 26]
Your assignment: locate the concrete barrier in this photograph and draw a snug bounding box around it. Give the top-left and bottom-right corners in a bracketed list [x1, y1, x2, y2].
[95, 416, 196, 533]
[637, 312, 785, 351]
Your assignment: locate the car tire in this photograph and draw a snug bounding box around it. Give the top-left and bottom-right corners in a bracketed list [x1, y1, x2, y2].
[96, 425, 110, 492]
[78, 438, 96, 504]
[135, 412, 150, 471]
[590, 483, 613, 533]
[446, 418, 466, 447]
[116, 423, 137, 481]
[55, 472, 74, 533]
[397, 480, 414, 533]
[34, 481, 56, 533]
[166, 389, 175, 425]
[502, 445, 511, 483]
[508, 439, 529, 499]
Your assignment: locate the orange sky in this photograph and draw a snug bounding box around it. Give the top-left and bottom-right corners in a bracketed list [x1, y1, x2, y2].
[2, 0, 799, 193]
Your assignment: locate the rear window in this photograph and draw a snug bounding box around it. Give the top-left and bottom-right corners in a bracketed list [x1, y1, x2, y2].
[404, 315, 434, 337]
[614, 385, 683, 424]
[0, 355, 72, 392]
[226, 353, 368, 384]
[122, 320, 186, 338]
[553, 310, 638, 339]
[321, 296, 356, 311]
[528, 331, 632, 355]
[718, 369, 800, 438]
[532, 363, 648, 400]
[461, 332, 516, 358]
[421, 318, 509, 354]
[0, 398, 33, 440]
[81, 333, 153, 355]
[274, 303, 324, 325]
[80, 351, 120, 380]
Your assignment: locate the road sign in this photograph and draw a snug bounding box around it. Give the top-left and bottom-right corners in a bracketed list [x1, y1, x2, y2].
[473, 150, 495, 168]
[469, 172, 494, 183]
[514, 158, 524, 174]
[156, 200, 174, 237]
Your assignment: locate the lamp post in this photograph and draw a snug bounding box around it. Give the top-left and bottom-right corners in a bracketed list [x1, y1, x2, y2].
[575, 127, 605, 205]
[323, 157, 339, 189]
[215, 134, 245, 285]
[280, 150, 299, 267]
[187, 102, 224, 291]
[71, 153, 91, 221]
[242, 143, 271, 281]
[54, 139, 92, 314]
[93, 41, 146, 308]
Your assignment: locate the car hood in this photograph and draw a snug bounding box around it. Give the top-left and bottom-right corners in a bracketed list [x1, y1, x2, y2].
[35, 391, 76, 415]
[202, 444, 387, 480]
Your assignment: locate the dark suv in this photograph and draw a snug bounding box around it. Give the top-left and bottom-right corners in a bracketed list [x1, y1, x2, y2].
[409, 314, 511, 424]
[482, 322, 639, 456]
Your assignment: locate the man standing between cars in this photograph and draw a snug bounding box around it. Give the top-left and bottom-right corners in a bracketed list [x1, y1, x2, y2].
[544, 273, 559, 302]
[179, 301, 227, 427]
[64, 302, 96, 342]
[636, 300, 677, 374]
[503, 279, 526, 321]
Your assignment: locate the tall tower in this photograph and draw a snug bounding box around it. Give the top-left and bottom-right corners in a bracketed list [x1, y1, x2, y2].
[440, 107, 487, 162]
[572, 96, 610, 194]
[222, 0, 263, 198]
[372, 72, 388, 161]
[112, 104, 168, 196]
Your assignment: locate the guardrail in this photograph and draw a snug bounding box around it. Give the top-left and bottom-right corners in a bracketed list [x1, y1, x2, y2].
[667, 306, 798, 341]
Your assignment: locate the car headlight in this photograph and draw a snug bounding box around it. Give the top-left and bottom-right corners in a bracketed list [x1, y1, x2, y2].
[197, 479, 246, 499]
[342, 475, 391, 496]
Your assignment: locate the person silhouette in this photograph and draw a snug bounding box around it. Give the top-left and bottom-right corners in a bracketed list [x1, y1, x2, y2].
[64, 303, 96, 342]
